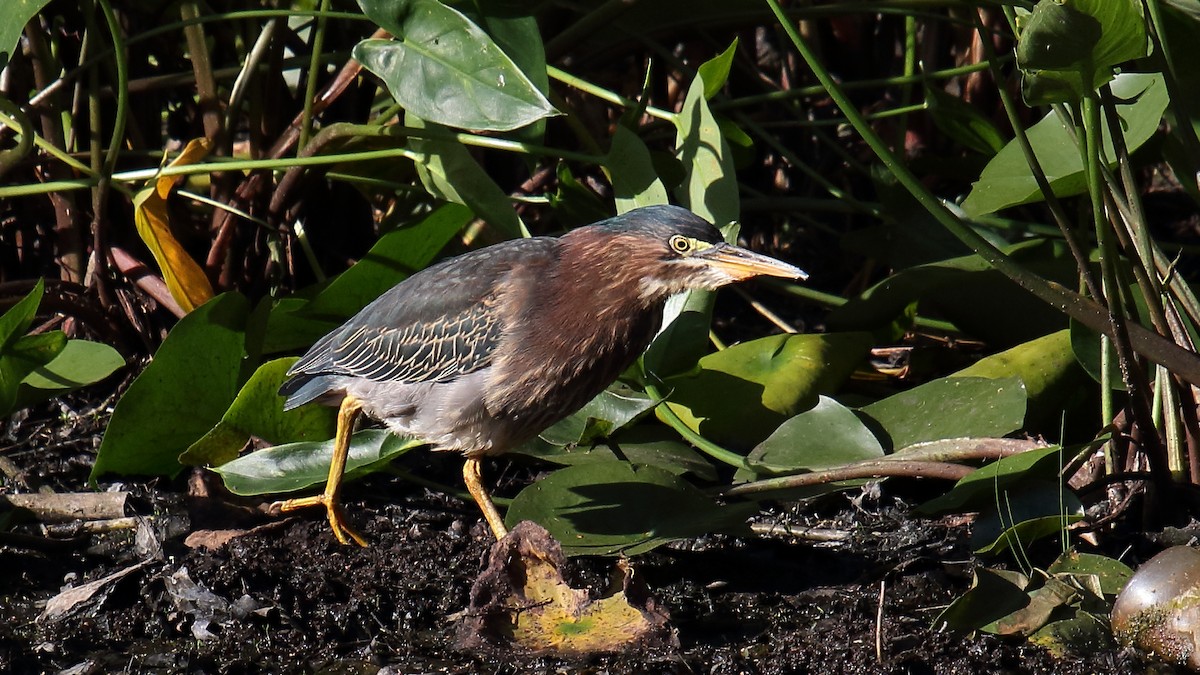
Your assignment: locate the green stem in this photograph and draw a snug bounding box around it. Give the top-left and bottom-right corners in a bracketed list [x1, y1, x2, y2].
[298, 0, 331, 150]
[642, 382, 751, 470]
[548, 66, 675, 121]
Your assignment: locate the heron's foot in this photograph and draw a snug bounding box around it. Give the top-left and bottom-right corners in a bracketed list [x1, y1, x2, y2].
[271, 495, 368, 547]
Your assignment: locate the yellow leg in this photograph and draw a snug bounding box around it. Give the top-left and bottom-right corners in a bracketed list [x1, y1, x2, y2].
[272, 395, 367, 547]
[463, 457, 508, 540]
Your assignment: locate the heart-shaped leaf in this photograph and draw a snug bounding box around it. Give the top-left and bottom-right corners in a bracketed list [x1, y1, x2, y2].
[354, 0, 557, 131]
[962, 73, 1166, 216]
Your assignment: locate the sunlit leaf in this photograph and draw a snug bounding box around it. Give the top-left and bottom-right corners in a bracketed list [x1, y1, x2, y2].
[663, 332, 873, 449]
[740, 395, 885, 480]
[2, 332, 65, 415]
[860, 376, 1027, 452]
[1047, 551, 1133, 596]
[954, 329, 1090, 432]
[0, 278, 43, 350]
[180, 358, 338, 468]
[962, 73, 1167, 216]
[645, 58, 742, 377]
[133, 138, 215, 313]
[698, 38, 738, 99]
[674, 63, 738, 227]
[214, 429, 422, 495]
[606, 125, 670, 213]
[1029, 612, 1113, 658]
[0, 0, 54, 70]
[15, 339, 125, 410]
[354, 0, 557, 131]
[92, 293, 249, 479]
[0, 280, 54, 414]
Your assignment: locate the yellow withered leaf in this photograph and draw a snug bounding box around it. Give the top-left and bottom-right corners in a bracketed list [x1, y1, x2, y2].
[458, 521, 673, 654]
[133, 138, 215, 314]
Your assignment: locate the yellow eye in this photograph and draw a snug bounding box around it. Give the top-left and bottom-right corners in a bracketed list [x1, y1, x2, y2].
[669, 235, 692, 254]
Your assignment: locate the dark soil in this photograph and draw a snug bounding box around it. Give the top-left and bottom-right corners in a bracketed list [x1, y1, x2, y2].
[0, 396, 1160, 674]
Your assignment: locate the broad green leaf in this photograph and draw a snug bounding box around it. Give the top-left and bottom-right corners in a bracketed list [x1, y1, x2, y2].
[934, 567, 1032, 633]
[354, 0, 557, 131]
[539, 383, 655, 446]
[918, 445, 1064, 514]
[15, 339, 125, 411]
[505, 461, 754, 556]
[92, 293, 250, 479]
[133, 139, 216, 313]
[674, 66, 738, 227]
[1016, 0, 1147, 104]
[962, 73, 1167, 216]
[180, 358, 338, 467]
[663, 332, 874, 450]
[0, 278, 43, 350]
[606, 125, 670, 213]
[299, 203, 472, 321]
[463, 4, 550, 144]
[19, 339, 123, 390]
[613, 430, 716, 480]
[954, 329, 1090, 432]
[740, 395, 885, 480]
[828, 239, 1080, 347]
[0, 0, 54, 70]
[698, 38, 738, 99]
[971, 480, 1083, 554]
[858, 376, 1027, 451]
[406, 114, 526, 238]
[214, 429, 422, 495]
[955, 330, 1077, 401]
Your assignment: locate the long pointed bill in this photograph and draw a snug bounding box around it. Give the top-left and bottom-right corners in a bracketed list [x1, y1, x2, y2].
[697, 243, 808, 282]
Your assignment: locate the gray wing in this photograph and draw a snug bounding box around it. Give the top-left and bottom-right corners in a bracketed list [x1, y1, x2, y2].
[325, 293, 500, 382]
[279, 237, 556, 408]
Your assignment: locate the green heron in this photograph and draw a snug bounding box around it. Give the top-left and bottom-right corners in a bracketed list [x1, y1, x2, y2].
[275, 205, 806, 545]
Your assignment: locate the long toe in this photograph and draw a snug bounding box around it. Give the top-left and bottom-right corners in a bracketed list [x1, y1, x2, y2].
[328, 503, 368, 547]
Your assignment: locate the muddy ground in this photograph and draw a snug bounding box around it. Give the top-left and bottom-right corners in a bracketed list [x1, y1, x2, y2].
[0, 394, 1163, 674]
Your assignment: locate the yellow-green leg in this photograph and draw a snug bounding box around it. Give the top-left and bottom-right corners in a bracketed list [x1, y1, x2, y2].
[463, 457, 508, 540]
[272, 395, 367, 547]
